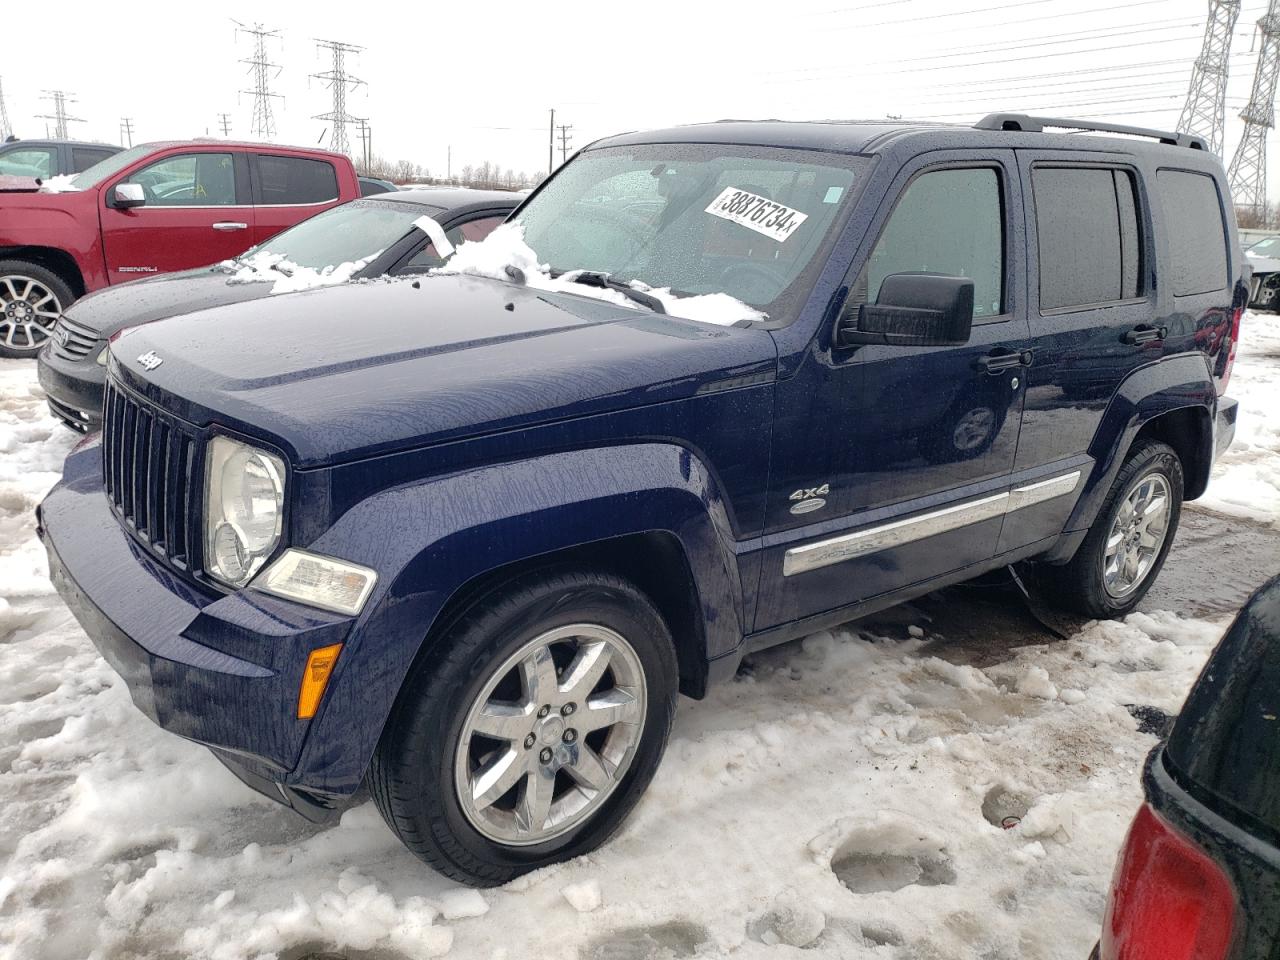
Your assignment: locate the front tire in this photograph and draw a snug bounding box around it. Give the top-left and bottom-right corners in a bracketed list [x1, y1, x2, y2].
[0, 261, 74, 359]
[369, 569, 678, 886]
[1037, 440, 1183, 619]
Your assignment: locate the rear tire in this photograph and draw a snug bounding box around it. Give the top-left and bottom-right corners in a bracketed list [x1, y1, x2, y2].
[369, 569, 678, 886]
[0, 261, 74, 359]
[1037, 440, 1183, 619]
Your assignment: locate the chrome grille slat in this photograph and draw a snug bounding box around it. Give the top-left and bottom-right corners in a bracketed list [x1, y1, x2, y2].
[51, 316, 102, 360]
[101, 378, 200, 572]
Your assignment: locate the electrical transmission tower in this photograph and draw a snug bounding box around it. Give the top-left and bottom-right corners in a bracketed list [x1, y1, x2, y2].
[311, 38, 364, 156]
[1178, 0, 1241, 153]
[218, 113, 232, 137]
[120, 117, 134, 147]
[0, 77, 12, 141]
[37, 90, 83, 139]
[558, 123, 573, 163]
[235, 21, 284, 140]
[1228, 0, 1280, 219]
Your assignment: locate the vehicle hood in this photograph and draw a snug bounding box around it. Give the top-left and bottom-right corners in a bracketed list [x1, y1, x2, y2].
[111, 274, 778, 467]
[1245, 251, 1280, 273]
[65, 269, 275, 339]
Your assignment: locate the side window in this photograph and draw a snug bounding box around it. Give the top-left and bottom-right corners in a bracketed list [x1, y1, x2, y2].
[865, 168, 1004, 319]
[72, 148, 115, 172]
[1156, 169, 1229, 296]
[0, 147, 55, 178]
[1033, 166, 1143, 310]
[129, 153, 237, 206]
[405, 215, 507, 270]
[257, 155, 339, 205]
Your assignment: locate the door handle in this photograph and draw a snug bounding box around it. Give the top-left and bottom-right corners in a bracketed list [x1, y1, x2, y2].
[1123, 324, 1166, 345]
[975, 349, 1031, 375]
[212, 221, 249, 231]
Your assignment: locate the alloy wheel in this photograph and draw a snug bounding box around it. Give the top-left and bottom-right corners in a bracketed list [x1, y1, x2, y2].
[453, 623, 647, 846]
[1103, 472, 1171, 599]
[0, 275, 62, 354]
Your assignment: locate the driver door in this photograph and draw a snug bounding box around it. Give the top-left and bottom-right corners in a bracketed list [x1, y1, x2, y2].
[100, 151, 254, 284]
[755, 152, 1031, 630]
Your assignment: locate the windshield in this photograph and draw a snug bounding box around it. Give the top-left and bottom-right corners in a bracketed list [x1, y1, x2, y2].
[252, 199, 440, 270]
[69, 144, 157, 189]
[1249, 236, 1280, 257]
[513, 144, 866, 321]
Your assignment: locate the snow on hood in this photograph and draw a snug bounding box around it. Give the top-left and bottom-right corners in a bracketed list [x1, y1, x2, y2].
[434, 223, 767, 327]
[38, 174, 81, 193]
[218, 249, 384, 294]
[1245, 250, 1280, 272]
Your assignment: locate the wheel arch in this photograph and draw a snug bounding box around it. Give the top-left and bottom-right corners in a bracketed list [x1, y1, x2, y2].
[0, 245, 86, 298]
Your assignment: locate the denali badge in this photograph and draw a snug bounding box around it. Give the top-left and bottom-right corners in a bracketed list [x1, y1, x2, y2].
[137, 351, 163, 371]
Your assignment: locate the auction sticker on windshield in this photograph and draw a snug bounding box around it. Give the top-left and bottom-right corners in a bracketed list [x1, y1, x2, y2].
[705, 187, 809, 242]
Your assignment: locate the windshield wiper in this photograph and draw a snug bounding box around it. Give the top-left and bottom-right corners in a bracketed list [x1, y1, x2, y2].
[562, 270, 666, 314]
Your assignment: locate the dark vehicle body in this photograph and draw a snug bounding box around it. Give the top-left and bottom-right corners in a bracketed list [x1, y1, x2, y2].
[358, 176, 398, 196]
[36, 189, 516, 431]
[38, 115, 1244, 884]
[1096, 576, 1280, 960]
[0, 138, 121, 179]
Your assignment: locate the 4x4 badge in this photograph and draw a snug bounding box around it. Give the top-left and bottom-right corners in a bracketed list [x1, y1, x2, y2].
[789, 483, 829, 515]
[137, 351, 163, 371]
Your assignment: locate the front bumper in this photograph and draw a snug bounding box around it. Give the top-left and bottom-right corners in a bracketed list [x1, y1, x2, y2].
[37, 344, 105, 432]
[38, 437, 356, 820]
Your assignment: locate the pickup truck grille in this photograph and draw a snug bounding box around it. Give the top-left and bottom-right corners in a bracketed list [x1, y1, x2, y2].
[102, 378, 201, 571]
[50, 316, 101, 361]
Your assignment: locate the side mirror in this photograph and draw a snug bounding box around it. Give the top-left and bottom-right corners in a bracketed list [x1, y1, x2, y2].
[111, 183, 146, 209]
[837, 273, 974, 348]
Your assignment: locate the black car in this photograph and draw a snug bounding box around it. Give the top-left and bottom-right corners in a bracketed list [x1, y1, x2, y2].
[37, 188, 517, 431]
[358, 176, 398, 196]
[0, 137, 121, 179]
[1095, 575, 1280, 960]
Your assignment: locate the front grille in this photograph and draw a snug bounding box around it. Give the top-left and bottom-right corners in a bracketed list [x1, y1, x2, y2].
[102, 378, 201, 571]
[51, 316, 102, 361]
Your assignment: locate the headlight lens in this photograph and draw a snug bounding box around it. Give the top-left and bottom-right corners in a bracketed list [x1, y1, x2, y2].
[204, 436, 285, 587]
[253, 549, 377, 615]
[95, 345, 108, 366]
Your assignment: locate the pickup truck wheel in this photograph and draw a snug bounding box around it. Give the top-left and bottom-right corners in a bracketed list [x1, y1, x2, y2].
[0, 261, 73, 359]
[369, 569, 678, 886]
[1038, 440, 1183, 619]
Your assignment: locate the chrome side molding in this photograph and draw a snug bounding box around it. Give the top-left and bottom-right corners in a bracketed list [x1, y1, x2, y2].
[782, 471, 1082, 577]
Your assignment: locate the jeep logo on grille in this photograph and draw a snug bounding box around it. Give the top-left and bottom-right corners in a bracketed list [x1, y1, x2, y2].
[136, 351, 163, 371]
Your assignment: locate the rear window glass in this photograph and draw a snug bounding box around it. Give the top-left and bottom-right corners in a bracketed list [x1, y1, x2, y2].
[1156, 169, 1229, 297]
[1033, 166, 1143, 311]
[257, 155, 339, 205]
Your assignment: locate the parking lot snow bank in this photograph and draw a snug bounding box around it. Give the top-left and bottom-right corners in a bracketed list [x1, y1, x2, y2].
[437, 223, 766, 327]
[1197, 311, 1280, 526]
[1, 320, 1277, 960]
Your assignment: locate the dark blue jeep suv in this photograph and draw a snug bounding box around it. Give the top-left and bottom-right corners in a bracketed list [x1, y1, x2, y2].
[37, 114, 1244, 886]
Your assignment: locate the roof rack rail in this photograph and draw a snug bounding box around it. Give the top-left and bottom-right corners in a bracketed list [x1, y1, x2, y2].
[973, 113, 1207, 151]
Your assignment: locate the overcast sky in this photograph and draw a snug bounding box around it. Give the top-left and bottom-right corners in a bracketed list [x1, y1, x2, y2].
[3, 0, 1276, 188]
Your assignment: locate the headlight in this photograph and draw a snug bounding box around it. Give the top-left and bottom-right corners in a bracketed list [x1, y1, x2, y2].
[204, 435, 285, 588]
[253, 549, 377, 615]
[95, 345, 108, 366]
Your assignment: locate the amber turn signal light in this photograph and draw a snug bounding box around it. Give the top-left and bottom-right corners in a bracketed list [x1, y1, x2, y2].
[297, 643, 343, 719]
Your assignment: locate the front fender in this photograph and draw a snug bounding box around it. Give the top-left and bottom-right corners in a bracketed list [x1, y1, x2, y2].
[288, 442, 743, 796]
[1041, 353, 1215, 563]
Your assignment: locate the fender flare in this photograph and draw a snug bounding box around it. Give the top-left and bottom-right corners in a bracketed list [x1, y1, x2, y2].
[288, 442, 744, 796]
[1041, 353, 1215, 563]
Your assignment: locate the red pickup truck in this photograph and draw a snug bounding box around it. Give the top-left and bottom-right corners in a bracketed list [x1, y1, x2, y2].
[0, 140, 359, 356]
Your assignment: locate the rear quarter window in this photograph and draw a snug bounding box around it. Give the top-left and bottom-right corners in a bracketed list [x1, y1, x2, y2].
[1155, 169, 1229, 297]
[257, 155, 340, 205]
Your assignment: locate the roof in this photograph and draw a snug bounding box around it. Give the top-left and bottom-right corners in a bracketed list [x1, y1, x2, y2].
[0, 138, 121, 150]
[131, 140, 350, 159]
[591, 117, 1216, 161]
[381, 187, 521, 210]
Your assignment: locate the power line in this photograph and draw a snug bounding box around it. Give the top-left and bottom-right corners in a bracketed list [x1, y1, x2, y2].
[311, 38, 365, 156]
[235, 20, 284, 141]
[36, 90, 83, 140]
[1178, 1, 1242, 153]
[558, 123, 573, 163]
[218, 113, 232, 137]
[1228, 0, 1280, 214]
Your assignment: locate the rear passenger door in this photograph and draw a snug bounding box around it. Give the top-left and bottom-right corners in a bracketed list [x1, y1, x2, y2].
[250, 153, 343, 246]
[999, 154, 1155, 552]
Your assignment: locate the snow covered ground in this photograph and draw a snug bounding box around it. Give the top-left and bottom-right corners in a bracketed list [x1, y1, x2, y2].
[1, 317, 1278, 960]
